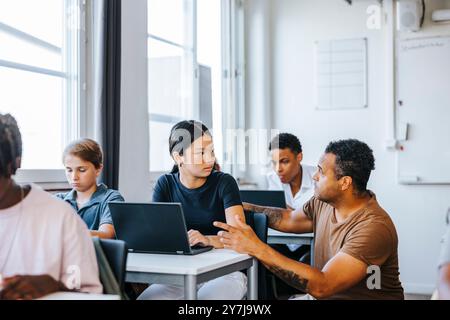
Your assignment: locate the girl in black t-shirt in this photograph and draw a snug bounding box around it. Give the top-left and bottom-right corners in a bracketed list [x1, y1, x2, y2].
[138, 120, 247, 300]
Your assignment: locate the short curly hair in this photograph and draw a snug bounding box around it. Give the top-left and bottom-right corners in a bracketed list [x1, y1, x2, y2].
[325, 139, 375, 195]
[269, 133, 302, 154]
[0, 113, 22, 178]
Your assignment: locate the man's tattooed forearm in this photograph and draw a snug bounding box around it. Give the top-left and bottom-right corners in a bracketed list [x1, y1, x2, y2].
[268, 265, 309, 292]
[245, 204, 285, 228]
[262, 208, 283, 227]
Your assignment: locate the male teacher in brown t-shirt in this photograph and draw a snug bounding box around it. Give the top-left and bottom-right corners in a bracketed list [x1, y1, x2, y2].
[214, 139, 404, 299]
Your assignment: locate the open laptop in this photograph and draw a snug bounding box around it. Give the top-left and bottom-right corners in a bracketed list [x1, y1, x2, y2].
[239, 190, 287, 208]
[109, 202, 213, 255]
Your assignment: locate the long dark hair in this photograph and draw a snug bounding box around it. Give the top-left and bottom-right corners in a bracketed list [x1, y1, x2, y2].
[169, 120, 212, 174]
[0, 113, 22, 178]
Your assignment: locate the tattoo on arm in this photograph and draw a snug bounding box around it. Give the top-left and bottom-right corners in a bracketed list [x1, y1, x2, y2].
[268, 265, 309, 292]
[245, 204, 285, 228]
[262, 208, 283, 228]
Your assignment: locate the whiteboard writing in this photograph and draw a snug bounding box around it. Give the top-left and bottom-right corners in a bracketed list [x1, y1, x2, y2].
[400, 37, 449, 53]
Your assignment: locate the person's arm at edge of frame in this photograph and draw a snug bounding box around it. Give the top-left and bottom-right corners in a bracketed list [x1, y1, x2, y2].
[438, 263, 450, 300]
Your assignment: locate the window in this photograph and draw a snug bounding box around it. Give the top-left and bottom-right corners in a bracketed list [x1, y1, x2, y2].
[147, 0, 226, 172]
[220, 0, 246, 177]
[0, 0, 84, 181]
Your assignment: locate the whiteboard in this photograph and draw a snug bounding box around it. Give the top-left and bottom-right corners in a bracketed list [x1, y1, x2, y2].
[315, 38, 367, 110]
[396, 36, 450, 185]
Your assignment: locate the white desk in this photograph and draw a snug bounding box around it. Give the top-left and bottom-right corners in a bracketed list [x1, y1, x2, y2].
[126, 249, 258, 300]
[267, 229, 315, 265]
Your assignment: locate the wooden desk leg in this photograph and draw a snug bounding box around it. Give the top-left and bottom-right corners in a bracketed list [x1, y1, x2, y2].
[184, 275, 197, 300]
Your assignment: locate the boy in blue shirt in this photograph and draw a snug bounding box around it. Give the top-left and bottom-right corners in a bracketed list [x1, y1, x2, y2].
[57, 139, 124, 239]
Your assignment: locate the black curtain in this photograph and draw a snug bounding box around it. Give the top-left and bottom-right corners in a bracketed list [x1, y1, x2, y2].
[100, 0, 121, 190]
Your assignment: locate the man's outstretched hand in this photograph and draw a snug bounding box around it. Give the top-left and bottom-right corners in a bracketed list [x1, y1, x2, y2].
[214, 215, 264, 256]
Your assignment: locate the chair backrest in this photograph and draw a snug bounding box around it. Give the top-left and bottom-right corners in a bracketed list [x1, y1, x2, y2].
[99, 239, 128, 289]
[93, 238, 128, 297]
[245, 211, 268, 242]
[244, 211, 268, 299]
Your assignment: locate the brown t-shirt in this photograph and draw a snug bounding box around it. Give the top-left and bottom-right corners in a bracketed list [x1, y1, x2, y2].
[303, 192, 404, 300]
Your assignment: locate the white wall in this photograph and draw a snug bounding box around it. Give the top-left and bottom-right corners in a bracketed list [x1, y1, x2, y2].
[119, 0, 152, 201]
[246, 0, 450, 294]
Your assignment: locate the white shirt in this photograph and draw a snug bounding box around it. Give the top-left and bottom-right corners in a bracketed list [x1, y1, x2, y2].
[266, 164, 316, 210]
[266, 164, 316, 251]
[0, 184, 102, 293]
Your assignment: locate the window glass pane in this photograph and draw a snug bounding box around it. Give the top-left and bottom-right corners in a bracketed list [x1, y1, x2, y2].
[0, 0, 63, 48]
[147, 0, 196, 173]
[148, 38, 194, 118]
[0, 67, 64, 169]
[148, 0, 193, 47]
[0, 0, 80, 173]
[147, 0, 229, 172]
[149, 121, 176, 172]
[0, 30, 62, 71]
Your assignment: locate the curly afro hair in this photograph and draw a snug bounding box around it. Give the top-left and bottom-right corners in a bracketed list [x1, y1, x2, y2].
[0, 113, 22, 178]
[325, 139, 375, 195]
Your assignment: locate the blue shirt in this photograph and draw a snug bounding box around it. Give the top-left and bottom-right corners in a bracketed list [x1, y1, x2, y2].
[56, 184, 124, 230]
[152, 171, 242, 235]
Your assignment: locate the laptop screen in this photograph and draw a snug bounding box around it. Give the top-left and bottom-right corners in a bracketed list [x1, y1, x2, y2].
[239, 190, 287, 208]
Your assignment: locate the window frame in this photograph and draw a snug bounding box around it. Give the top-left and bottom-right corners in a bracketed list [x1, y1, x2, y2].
[221, 0, 246, 178]
[148, 0, 245, 176]
[147, 0, 199, 174]
[3, 0, 88, 184]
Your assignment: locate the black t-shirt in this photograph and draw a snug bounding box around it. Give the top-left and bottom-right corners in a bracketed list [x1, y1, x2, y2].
[152, 171, 242, 235]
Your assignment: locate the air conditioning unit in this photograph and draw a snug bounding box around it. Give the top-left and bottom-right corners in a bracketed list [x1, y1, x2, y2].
[397, 0, 424, 32]
[432, 9, 450, 23]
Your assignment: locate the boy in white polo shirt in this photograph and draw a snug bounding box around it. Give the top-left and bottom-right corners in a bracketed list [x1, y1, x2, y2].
[0, 113, 102, 300]
[250, 133, 315, 298]
[266, 133, 316, 257]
